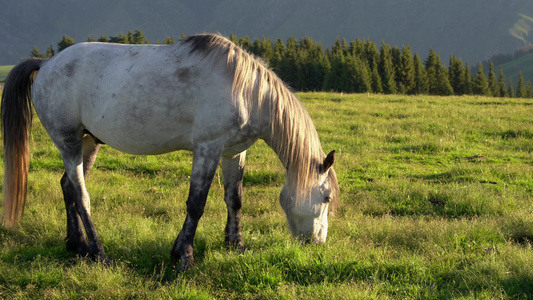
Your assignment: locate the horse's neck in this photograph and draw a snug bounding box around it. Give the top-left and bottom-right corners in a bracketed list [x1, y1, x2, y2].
[261, 125, 290, 172]
[259, 99, 321, 174]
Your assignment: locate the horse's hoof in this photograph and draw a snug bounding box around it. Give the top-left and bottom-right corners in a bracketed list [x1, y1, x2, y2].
[78, 250, 111, 266]
[226, 240, 247, 253]
[171, 243, 196, 272]
[175, 256, 196, 272]
[96, 254, 112, 266]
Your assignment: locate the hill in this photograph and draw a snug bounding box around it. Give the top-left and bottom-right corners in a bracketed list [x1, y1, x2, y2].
[2, 0, 533, 65]
[498, 52, 533, 84]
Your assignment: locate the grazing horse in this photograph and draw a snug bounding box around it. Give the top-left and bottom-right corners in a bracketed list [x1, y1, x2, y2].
[1, 33, 338, 271]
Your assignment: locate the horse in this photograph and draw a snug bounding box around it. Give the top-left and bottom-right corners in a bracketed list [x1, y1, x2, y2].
[1, 33, 338, 271]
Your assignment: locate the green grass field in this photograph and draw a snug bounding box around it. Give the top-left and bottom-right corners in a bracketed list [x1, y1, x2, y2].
[1, 92, 532, 299]
[0, 65, 14, 83]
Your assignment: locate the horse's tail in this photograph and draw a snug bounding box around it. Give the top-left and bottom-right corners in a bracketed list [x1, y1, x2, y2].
[1, 58, 44, 227]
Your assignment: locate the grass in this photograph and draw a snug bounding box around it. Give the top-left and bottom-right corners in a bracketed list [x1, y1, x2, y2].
[1, 92, 533, 299]
[0, 65, 14, 83]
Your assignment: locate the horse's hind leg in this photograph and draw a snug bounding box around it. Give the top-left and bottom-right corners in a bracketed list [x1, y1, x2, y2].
[59, 133, 107, 262]
[62, 173, 87, 253]
[221, 151, 246, 248]
[62, 134, 101, 254]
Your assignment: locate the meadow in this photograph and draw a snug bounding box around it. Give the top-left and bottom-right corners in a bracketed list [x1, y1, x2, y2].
[0, 65, 13, 83]
[0, 92, 532, 299]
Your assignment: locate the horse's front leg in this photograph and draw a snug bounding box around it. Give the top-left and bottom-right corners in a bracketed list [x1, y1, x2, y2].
[171, 143, 222, 271]
[221, 151, 246, 248]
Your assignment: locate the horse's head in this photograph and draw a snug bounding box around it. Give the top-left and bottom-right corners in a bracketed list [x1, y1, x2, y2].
[280, 151, 338, 244]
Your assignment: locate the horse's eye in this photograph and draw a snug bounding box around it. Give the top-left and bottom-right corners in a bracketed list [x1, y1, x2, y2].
[324, 196, 332, 203]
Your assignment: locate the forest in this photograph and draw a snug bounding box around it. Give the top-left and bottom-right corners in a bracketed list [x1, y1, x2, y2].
[31, 30, 533, 98]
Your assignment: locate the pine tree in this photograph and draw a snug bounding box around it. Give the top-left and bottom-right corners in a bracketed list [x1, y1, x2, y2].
[341, 38, 349, 55]
[294, 38, 312, 91]
[371, 62, 383, 93]
[473, 63, 490, 96]
[314, 48, 331, 92]
[57, 35, 75, 52]
[274, 38, 285, 55]
[425, 49, 452, 95]
[448, 55, 465, 95]
[270, 38, 286, 71]
[163, 36, 175, 44]
[508, 78, 515, 98]
[345, 54, 372, 93]
[425, 48, 438, 94]
[229, 33, 238, 44]
[343, 54, 358, 93]
[125, 31, 134, 44]
[413, 53, 428, 94]
[109, 33, 127, 44]
[98, 35, 108, 42]
[516, 71, 527, 98]
[399, 45, 416, 94]
[349, 38, 365, 58]
[323, 46, 348, 92]
[391, 46, 402, 92]
[304, 40, 329, 91]
[379, 42, 396, 94]
[31, 46, 42, 58]
[364, 40, 381, 93]
[238, 36, 253, 51]
[463, 63, 473, 95]
[487, 60, 498, 97]
[497, 67, 507, 97]
[45, 46, 54, 58]
[256, 36, 274, 64]
[331, 38, 343, 56]
[526, 81, 533, 98]
[435, 64, 454, 96]
[278, 37, 299, 88]
[363, 39, 380, 70]
[132, 30, 149, 44]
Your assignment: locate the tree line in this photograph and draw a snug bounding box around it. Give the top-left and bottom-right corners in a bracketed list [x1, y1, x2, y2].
[31, 30, 533, 98]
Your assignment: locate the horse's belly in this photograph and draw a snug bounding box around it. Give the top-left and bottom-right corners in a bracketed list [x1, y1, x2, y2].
[103, 131, 193, 155]
[86, 111, 195, 155]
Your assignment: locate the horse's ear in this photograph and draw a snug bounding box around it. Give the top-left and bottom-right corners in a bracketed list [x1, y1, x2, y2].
[323, 150, 335, 171]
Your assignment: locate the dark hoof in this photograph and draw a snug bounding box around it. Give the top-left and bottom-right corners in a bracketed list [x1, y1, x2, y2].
[89, 252, 111, 266]
[176, 256, 196, 272]
[226, 240, 247, 253]
[76, 246, 111, 266]
[171, 244, 196, 272]
[98, 256, 112, 266]
[171, 252, 196, 272]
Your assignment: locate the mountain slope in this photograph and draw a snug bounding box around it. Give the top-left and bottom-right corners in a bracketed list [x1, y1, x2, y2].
[499, 53, 533, 85]
[1, 0, 533, 65]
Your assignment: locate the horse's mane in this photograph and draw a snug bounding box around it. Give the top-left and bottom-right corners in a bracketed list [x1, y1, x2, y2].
[183, 34, 337, 205]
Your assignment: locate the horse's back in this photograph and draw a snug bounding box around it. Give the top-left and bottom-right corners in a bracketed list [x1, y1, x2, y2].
[31, 42, 252, 155]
